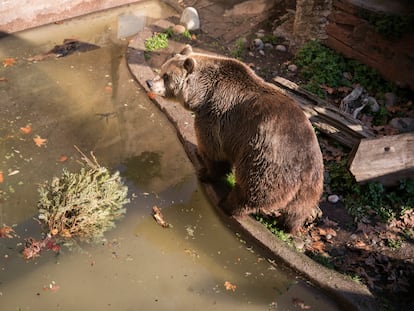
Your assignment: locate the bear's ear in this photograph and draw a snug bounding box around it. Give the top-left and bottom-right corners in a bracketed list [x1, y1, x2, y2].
[179, 45, 193, 56]
[183, 57, 196, 74]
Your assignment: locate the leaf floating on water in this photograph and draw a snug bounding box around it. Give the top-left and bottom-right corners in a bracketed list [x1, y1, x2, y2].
[292, 298, 311, 310]
[20, 124, 32, 134]
[224, 281, 237, 292]
[0, 77, 7, 82]
[152, 206, 169, 228]
[0, 225, 15, 238]
[0, 171, 3, 183]
[57, 155, 68, 162]
[3, 57, 16, 67]
[8, 170, 20, 176]
[33, 135, 47, 147]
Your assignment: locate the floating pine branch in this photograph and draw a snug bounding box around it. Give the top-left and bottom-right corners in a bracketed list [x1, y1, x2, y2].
[37, 147, 129, 244]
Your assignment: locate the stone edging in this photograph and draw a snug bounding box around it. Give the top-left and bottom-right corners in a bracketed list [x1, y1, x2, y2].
[126, 19, 378, 311]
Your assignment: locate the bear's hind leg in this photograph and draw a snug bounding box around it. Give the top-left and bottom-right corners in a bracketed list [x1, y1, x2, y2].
[219, 184, 257, 216]
[197, 155, 232, 183]
[281, 192, 322, 234]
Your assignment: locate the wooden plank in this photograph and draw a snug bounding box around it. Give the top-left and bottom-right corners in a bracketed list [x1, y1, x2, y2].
[272, 76, 375, 148]
[349, 132, 414, 186]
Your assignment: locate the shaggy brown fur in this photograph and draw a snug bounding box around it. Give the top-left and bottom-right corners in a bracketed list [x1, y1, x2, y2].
[146, 45, 324, 233]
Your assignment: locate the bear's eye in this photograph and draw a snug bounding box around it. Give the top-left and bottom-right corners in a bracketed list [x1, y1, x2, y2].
[162, 73, 169, 81]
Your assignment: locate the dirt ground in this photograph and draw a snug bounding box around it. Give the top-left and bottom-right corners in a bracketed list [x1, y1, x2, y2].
[169, 1, 414, 310]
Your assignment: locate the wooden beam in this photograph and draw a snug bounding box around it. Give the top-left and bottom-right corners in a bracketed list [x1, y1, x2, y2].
[348, 132, 414, 186]
[272, 76, 375, 149]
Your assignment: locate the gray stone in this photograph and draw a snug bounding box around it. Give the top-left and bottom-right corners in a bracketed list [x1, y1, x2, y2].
[367, 97, 379, 113]
[328, 194, 339, 203]
[287, 64, 298, 72]
[252, 38, 264, 50]
[384, 92, 398, 107]
[172, 24, 186, 34]
[180, 7, 200, 31]
[389, 117, 414, 132]
[275, 44, 287, 52]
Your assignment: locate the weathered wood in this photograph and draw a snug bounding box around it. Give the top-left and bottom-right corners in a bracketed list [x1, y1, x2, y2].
[272, 76, 375, 148]
[348, 132, 414, 186]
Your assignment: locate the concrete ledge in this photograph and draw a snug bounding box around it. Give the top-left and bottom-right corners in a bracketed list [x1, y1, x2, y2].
[126, 20, 378, 311]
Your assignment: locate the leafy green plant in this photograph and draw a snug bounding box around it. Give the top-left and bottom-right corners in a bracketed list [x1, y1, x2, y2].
[295, 41, 349, 97]
[254, 214, 293, 246]
[225, 172, 236, 188]
[327, 159, 414, 223]
[358, 10, 414, 39]
[230, 38, 247, 59]
[295, 41, 396, 98]
[145, 32, 169, 51]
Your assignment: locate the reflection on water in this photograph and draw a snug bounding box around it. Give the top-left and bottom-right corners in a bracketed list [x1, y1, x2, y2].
[0, 2, 341, 310]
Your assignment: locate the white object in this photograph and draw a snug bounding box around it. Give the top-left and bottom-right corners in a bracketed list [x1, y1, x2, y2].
[328, 194, 339, 203]
[180, 7, 200, 31]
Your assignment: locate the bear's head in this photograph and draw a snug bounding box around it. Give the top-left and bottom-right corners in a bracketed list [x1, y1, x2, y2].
[146, 45, 196, 102]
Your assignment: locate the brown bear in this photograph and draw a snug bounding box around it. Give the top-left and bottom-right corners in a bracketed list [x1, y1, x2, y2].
[146, 45, 324, 233]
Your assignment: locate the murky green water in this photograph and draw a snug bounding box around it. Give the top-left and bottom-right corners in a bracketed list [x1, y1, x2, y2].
[0, 2, 341, 310]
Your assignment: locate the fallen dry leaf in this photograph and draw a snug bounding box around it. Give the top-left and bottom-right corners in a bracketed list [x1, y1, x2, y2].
[20, 124, 32, 134]
[33, 135, 47, 147]
[57, 155, 68, 162]
[224, 281, 237, 292]
[292, 298, 311, 310]
[43, 281, 60, 292]
[0, 77, 7, 82]
[152, 206, 169, 228]
[3, 57, 16, 67]
[0, 225, 15, 238]
[0, 171, 3, 183]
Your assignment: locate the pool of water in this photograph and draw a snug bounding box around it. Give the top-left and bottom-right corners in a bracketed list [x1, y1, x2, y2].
[0, 2, 341, 310]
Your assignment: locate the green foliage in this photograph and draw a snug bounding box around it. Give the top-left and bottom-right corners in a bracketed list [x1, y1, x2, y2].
[295, 41, 349, 97]
[307, 253, 335, 270]
[37, 154, 129, 244]
[145, 32, 169, 51]
[225, 172, 236, 188]
[254, 214, 293, 246]
[183, 29, 192, 39]
[261, 34, 282, 45]
[359, 10, 414, 39]
[230, 38, 247, 59]
[385, 238, 402, 250]
[295, 41, 395, 97]
[327, 159, 414, 223]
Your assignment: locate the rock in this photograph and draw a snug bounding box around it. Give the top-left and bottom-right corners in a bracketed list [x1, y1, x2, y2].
[259, 49, 265, 56]
[252, 38, 264, 50]
[275, 44, 287, 52]
[384, 92, 398, 107]
[264, 43, 273, 49]
[328, 194, 339, 203]
[389, 117, 414, 133]
[293, 237, 305, 250]
[180, 7, 200, 31]
[172, 24, 186, 34]
[367, 97, 379, 113]
[287, 64, 297, 72]
[256, 29, 265, 38]
[343, 72, 352, 80]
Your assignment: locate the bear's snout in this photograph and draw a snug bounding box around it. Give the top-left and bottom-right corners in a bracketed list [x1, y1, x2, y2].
[146, 79, 153, 89]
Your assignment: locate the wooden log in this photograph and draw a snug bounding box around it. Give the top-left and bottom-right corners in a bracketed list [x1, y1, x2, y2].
[348, 132, 414, 186]
[272, 76, 375, 148]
